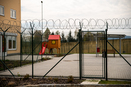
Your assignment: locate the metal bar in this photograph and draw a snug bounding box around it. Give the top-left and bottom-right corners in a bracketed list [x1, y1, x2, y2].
[103, 31, 106, 78]
[41, 1, 43, 59]
[0, 27, 4, 32]
[5, 27, 10, 32]
[105, 22, 108, 81]
[0, 60, 15, 78]
[104, 31, 106, 78]
[107, 41, 131, 66]
[119, 37, 121, 54]
[20, 34, 22, 66]
[31, 23, 34, 78]
[1, 32, 3, 62]
[41, 35, 42, 59]
[96, 35, 97, 57]
[79, 29, 82, 79]
[79, 22, 82, 79]
[41, 1, 43, 32]
[3, 32, 5, 70]
[42, 42, 79, 78]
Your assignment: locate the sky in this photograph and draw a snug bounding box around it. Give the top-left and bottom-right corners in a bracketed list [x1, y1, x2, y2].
[21, 0, 131, 36]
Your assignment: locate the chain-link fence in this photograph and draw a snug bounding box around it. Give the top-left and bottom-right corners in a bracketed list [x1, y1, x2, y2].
[0, 18, 131, 80]
[81, 31, 105, 78]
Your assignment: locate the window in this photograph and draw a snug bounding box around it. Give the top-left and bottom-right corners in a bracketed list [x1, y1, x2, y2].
[8, 36, 16, 50]
[10, 9, 16, 19]
[0, 5, 4, 16]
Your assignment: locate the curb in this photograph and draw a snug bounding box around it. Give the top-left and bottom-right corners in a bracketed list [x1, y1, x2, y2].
[18, 84, 131, 87]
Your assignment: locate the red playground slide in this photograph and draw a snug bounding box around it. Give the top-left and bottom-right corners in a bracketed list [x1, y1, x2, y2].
[39, 44, 47, 55]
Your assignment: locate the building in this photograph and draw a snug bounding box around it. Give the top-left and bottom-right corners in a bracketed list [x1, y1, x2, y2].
[0, 0, 21, 56]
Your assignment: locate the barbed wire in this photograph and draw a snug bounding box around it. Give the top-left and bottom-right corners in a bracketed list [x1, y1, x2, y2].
[0, 18, 131, 33]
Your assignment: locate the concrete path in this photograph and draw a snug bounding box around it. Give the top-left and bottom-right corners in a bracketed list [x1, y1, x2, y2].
[0, 54, 79, 77]
[0, 54, 131, 79]
[81, 79, 100, 84]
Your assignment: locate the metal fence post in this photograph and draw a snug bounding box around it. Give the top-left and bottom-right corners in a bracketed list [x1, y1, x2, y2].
[32, 25, 34, 78]
[41, 34, 42, 59]
[79, 22, 82, 79]
[3, 32, 6, 70]
[30, 22, 34, 78]
[105, 22, 108, 81]
[20, 34, 22, 66]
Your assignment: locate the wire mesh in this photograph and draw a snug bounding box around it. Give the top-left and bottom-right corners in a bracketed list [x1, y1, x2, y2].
[82, 31, 105, 78]
[107, 39, 131, 80]
[0, 18, 131, 80]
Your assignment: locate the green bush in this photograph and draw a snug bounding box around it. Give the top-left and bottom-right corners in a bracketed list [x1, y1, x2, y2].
[17, 72, 21, 77]
[54, 78, 58, 82]
[5, 59, 9, 61]
[67, 75, 74, 83]
[23, 74, 29, 80]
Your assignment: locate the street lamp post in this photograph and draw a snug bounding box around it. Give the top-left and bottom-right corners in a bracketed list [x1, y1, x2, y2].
[41, 1, 43, 32]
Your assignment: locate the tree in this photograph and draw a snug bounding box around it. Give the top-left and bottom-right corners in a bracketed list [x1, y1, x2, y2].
[67, 30, 75, 42]
[61, 31, 67, 42]
[55, 30, 60, 35]
[83, 32, 95, 41]
[43, 28, 51, 40]
[34, 30, 42, 41]
[51, 31, 54, 35]
[34, 30, 42, 46]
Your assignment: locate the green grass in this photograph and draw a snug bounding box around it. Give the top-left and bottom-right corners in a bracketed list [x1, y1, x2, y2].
[99, 80, 131, 84]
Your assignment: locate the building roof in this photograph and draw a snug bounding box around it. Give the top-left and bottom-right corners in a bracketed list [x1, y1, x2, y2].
[48, 35, 60, 40]
[93, 34, 125, 38]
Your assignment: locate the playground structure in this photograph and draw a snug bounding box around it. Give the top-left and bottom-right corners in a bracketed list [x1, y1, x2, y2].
[39, 35, 61, 55]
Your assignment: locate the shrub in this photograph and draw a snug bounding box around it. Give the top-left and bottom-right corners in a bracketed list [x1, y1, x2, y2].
[67, 75, 74, 83]
[23, 74, 29, 80]
[54, 78, 58, 82]
[5, 59, 9, 62]
[17, 72, 21, 77]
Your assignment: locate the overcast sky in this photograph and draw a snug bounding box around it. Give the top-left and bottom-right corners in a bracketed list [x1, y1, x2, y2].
[21, 0, 131, 36]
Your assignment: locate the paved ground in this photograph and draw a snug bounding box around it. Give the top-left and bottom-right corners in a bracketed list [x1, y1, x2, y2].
[83, 54, 131, 79]
[0, 55, 54, 61]
[0, 54, 131, 79]
[0, 54, 79, 77]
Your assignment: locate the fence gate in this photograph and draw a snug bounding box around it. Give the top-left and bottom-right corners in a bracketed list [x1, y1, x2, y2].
[81, 31, 106, 79]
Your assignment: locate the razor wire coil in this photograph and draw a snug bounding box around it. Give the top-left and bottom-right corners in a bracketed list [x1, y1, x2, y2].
[0, 18, 131, 33]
